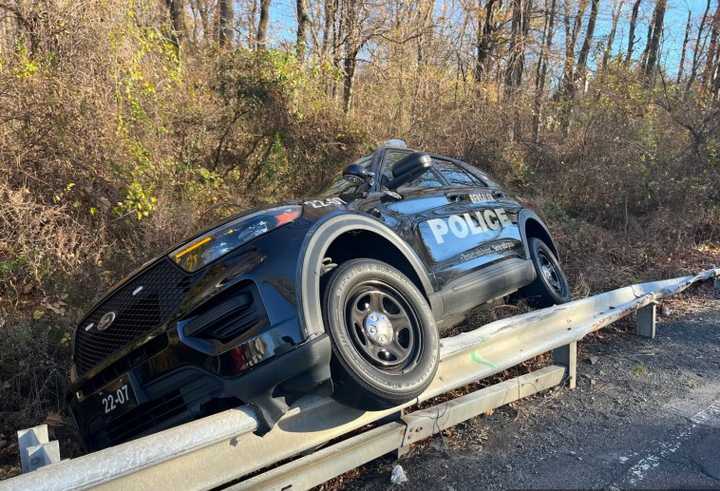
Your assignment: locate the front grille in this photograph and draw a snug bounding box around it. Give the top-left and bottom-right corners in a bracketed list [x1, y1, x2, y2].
[74, 259, 192, 375]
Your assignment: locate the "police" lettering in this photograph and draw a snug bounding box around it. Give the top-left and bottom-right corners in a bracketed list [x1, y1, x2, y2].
[427, 208, 511, 245]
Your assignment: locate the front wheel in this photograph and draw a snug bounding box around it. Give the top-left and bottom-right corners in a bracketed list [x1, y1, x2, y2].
[521, 238, 571, 308]
[323, 259, 439, 409]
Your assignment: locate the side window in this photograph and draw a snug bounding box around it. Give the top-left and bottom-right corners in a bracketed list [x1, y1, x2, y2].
[381, 151, 480, 191]
[433, 159, 483, 187]
[380, 149, 411, 186]
[382, 150, 444, 190]
[400, 169, 444, 189]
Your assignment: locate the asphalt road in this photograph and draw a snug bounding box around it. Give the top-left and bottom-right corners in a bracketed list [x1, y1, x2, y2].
[348, 288, 720, 490]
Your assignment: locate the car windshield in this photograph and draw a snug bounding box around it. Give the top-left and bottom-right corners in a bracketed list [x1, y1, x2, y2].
[318, 154, 373, 198]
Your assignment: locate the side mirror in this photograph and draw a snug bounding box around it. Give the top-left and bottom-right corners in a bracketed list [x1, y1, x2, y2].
[343, 163, 373, 185]
[387, 152, 432, 190]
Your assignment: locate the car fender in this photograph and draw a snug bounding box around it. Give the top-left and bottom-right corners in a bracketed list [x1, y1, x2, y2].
[297, 211, 437, 338]
[518, 209, 560, 260]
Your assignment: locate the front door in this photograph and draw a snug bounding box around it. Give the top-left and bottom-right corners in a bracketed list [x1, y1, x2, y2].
[374, 153, 531, 318]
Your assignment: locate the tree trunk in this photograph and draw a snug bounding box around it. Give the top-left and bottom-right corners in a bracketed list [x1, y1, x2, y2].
[247, 0, 257, 47]
[576, 0, 599, 91]
[321, 0, 336, 59]
[504, 0, 531, 141]
[504, 0, 522, 91]
[296, 0, 309, 61]
[639, 9, 654, 69]
[601, 0, 624, 71]
[164, 0, 187, 46]
[256, 0, 271, 50]
[476, 0, 500, 81]
[532, 0, 556, 143]
[676, 9, 692, 83]
[560, 0, 587, 99]
[342, 49, 358, 113]
[702, 1, 720, 90]
[331, 0, 342, 98]
[713, 53, 720, 100]
[342, 0, 359, 113]
[217, 0, 233, 47]
[687, 0, 712, 93]
[625, 0, 641, 64]
[643, 0, 666, 81]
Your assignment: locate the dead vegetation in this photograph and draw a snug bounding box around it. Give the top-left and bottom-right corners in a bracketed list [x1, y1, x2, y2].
[1, 0, 720, 480]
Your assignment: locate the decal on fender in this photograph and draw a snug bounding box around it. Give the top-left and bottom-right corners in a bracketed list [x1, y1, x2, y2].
[304, 197, 346, 208]
[426, 208, 512, 245]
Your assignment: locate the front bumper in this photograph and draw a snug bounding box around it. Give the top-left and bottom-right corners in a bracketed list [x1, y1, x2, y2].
[70, 334, 331, 451]
[68, 221, 330, 451]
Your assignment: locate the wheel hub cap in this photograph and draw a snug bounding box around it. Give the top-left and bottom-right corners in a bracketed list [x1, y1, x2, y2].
[363, 311, 394, 346]
[539, 252, 563, 293]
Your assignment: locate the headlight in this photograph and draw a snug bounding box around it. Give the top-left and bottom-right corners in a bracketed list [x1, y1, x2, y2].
[170, 205, 302, 272]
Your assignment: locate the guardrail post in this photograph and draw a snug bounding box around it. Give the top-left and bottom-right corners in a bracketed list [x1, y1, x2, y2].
[636, 303, 656, 339]
[17, 424, 60, 472]
[552, 342, 577, 389]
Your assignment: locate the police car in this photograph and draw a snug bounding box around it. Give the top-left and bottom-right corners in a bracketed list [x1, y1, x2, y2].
[68, 141, 571, 450]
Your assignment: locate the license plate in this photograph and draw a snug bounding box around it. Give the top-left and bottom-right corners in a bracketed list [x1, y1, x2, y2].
[95, 376, 137, 416]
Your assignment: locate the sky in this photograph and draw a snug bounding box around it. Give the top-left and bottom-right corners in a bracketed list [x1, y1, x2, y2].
[259, 0, 718, 74]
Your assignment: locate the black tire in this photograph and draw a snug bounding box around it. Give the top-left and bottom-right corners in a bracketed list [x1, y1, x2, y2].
[323, 258, 439, 409]
[521, 238, 571, 308]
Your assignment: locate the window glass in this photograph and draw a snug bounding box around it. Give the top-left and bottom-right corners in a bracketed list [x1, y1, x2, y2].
[382, 149, 444, 190]
[433, 159, 482, 186]
[400, 169, 444, 189]
[380, 149, 411, 186]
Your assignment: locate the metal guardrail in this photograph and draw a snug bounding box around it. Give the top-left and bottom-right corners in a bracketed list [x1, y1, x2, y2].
[2, 268, 718, 491]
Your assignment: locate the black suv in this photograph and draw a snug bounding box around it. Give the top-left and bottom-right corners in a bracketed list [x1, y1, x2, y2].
[69, 142, 571, 450]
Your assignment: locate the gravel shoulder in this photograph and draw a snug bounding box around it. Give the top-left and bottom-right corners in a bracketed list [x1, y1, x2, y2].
[345, 285, 720, 490]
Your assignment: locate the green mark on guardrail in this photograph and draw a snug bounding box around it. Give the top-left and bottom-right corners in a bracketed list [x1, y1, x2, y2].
[470, 350, 497, 368]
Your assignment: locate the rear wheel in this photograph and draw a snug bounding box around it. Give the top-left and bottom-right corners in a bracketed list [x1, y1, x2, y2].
[521, 238, 571, 307]
[323, 259, 439, 409]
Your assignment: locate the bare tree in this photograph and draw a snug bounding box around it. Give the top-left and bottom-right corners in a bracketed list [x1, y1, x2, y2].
[676, 9, 692, 83]
[702, 0, 720, 90]
[296, 0, 309, 61]
[342, 0, 360, 112]
[248, 0, 257, 47]
[164, 0, 188, 46]
[533, 0, 557, 142]
[575, 0, 599, 92]
[321, 0, 336, 59]
[217, 0, 234, 47]
[560, 0, 588, 99]
[257, 0, 271, 50]
[504, 0, 530, 92]
[476, 0, 501, 81]
[687, 0, 712, 93]
[189, 0, 211, 44]
[625, 0, 641, 64]
[643, 0, 666, 81]
[601, 0, 624, 71]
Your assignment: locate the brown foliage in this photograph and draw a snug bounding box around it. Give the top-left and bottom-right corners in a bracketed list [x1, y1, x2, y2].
[0, 0, 719, 476]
